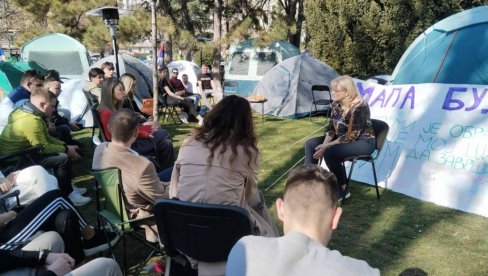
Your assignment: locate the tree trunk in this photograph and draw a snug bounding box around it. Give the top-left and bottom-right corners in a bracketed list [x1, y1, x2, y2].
[290, 0, 303, 48]
[151, 0, 159, 120]
[213, 0, 223, 71]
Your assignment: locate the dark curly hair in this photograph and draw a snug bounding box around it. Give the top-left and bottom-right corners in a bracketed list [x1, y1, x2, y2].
[193, 95, 258, 167]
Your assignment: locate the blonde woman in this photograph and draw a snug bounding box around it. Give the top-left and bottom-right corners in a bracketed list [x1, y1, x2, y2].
[120, 73, 159, 129]
[304, 75, 376, 200]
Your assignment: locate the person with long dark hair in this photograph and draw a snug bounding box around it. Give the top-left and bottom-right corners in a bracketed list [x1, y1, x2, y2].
[158, 67, 204, 126]
[170, 95, 278, 237]
[98, 78, 175, 171]
[304, 75, 376, 201]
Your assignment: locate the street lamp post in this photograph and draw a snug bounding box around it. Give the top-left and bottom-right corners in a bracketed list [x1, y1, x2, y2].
[86, 6, 131, 79]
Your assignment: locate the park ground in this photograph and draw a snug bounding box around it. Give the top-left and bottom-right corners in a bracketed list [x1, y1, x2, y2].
[72, 112, 488, 276]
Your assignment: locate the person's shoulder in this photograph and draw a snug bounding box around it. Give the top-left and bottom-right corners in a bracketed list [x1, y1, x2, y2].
[229, 235, 274, 258]
[323, 248, 380, 275]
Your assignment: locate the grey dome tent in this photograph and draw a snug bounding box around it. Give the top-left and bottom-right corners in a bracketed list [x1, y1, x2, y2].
[71, 54, 154, 127]
[90, 54, 154, 100]
[251, 52, 339, 118]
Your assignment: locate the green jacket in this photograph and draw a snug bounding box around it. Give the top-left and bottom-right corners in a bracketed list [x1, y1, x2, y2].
[0, 102, 66, 156]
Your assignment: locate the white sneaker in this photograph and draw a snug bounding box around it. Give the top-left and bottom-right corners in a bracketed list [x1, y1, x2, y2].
[178, 114, 189, 124]
[72, 184, 87, 195]
[69, 191, 91, 206]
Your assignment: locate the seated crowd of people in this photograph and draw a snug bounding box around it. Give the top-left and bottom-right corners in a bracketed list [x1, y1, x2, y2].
[0, 65, 379, 275]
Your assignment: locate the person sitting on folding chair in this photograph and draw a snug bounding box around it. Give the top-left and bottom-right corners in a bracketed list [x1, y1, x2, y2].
[120, 73, 159, 126]
[0, 88, 89, 206]
[197, 64, 223, 110]
[82, 68, 104, 101]
[0, 165, 58, 207]
[158, 67, 203, 126]
[304, 75, 376, 201]
[92, 109, 171, 242]
[0, 190, 119, 265]
[169, 69, 201, 111]
[226, 165, 380, 276]
[98, 78, 175, 171]
[0, 231, 122, 276]
[170, 95, 278, 238]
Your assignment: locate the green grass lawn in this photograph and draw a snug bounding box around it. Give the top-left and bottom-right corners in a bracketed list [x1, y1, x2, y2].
[71, 112, 488, 275]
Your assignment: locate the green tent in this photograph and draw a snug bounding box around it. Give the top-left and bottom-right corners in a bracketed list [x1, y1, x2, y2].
[21, 33, 90, 80]
[0, 61, 46, 97]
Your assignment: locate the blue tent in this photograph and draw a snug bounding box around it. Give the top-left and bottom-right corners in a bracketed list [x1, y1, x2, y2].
[391, 6, 488, 85]
[225, 39, 299, 96]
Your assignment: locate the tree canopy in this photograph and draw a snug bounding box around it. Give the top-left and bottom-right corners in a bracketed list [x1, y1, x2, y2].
[304, 0, 488, 78]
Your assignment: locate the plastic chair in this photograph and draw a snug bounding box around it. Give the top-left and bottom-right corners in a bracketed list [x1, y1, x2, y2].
[153, 198, 253, 276]
[342, 119, 390, 199]
[223, 81, 239, 96]
[91, 168, 162, 276]
[309, 85, 332, 119]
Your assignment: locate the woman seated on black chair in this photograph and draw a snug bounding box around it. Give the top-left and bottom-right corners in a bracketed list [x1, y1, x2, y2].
[304, 75, 376, 201]
[158, 67, 204, 126]
[98, 78, 175, 171]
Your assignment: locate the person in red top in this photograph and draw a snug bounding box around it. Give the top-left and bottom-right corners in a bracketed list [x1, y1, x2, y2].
[98, 78, 175, 170]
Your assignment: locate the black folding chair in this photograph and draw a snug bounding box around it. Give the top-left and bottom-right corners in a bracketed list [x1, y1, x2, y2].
[154, 198, 253, 276]
[158, 94, 180, 125]
[342, 119, 390, 199]
[0, 146, 42, 175]
[223, 81, 239, 96]
[309, 84, 332, 119]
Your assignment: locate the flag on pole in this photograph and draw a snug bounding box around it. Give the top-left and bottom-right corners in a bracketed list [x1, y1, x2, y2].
[158, 43, 165, 67]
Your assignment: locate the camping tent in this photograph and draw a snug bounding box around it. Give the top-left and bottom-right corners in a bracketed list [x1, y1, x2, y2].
[89, 54, 154, 99]
[0, 61, 47, 97]
[61, 54, 154, 127]
[225, 39, 299, 96]
[21, 33, 91, 80]
[251, 52, 339, 118]
[391, 6, 488, 85]
[167, 60, 200, 92]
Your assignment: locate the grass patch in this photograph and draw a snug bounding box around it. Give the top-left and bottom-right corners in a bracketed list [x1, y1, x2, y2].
[71, 113, 488, 275]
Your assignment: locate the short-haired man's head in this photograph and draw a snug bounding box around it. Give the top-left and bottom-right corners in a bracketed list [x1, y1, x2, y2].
[101, 62, 115, 71]
[20, 70, 43, 87]
[284, 165, 339, 218]
[30, 86, 56, 103]
[108, 108, 139, 142]
[89, 68, 104, 80]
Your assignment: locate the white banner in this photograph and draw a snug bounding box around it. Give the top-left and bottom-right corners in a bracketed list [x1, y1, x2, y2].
[349, 81, 488, 217]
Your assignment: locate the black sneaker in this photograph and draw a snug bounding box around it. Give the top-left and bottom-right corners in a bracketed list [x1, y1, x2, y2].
[83, 229, 120, 256]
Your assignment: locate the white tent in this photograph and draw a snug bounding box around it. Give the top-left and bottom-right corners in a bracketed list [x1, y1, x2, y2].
[251, 52, 339, 118]
[167, 60, 201, 92]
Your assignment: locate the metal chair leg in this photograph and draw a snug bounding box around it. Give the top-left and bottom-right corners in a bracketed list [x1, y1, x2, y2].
[371, 161, 381, 199]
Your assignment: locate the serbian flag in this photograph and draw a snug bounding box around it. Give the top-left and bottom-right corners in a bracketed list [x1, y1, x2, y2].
[158, 43, 164, 58]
